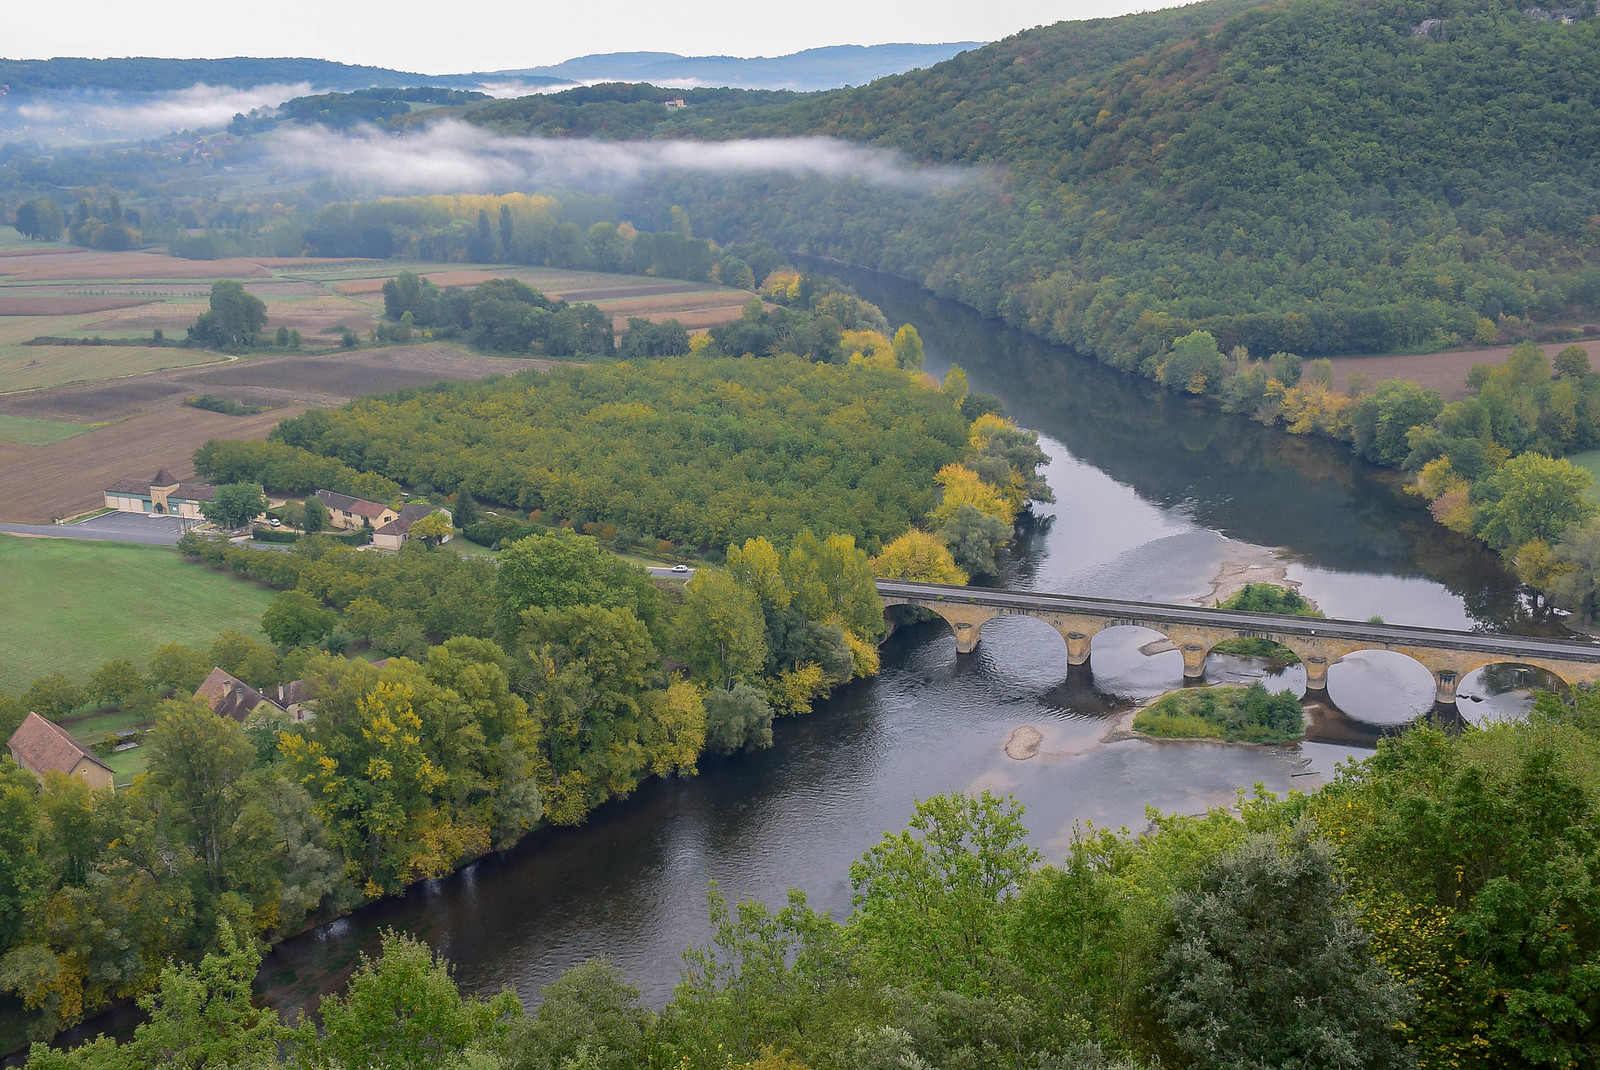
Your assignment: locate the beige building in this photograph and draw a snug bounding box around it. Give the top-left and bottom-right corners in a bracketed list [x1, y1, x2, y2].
[316, 490, 398, 531]
[104, 468, 216, 517]
[7, 712, 114, 790]
[372, 504, 453, 550]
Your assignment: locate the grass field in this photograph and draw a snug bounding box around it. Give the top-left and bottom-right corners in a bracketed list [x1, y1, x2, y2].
[0, 414, 92, 445]
[0, 536, 278, 685]
[1571, 449, 1600, 504]
[0, 342, 223, 394]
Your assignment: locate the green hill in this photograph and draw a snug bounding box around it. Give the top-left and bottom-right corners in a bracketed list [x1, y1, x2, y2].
[473, 0, 1600, 367]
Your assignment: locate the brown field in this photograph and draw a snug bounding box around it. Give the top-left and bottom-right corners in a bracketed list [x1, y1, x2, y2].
[0, 250, 274, 282]
[0, 345, 551, 521]
[0, 406, 296, 523]
[1326, 338, 1600, 400]
[0, 296, 154, 316]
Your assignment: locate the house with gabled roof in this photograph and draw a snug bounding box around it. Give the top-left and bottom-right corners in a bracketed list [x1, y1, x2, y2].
[195, 667, 283, 723]
[316, 489, 398, 532]
[104, 468, 217, 517]
[6, 712, 114, 790]
[372, 503, 453, 550]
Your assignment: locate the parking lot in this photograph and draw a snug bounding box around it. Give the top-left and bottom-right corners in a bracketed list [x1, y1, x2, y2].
[0, 510, 196, 545]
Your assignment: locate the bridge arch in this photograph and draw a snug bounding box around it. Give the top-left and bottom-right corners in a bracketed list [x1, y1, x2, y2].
[1325, 649, 1436, 725]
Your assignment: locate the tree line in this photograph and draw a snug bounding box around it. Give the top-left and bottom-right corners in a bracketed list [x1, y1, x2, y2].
[21, 691, 1600, 1069]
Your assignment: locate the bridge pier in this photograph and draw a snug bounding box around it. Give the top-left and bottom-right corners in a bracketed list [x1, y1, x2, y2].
[1065, 632, 1091, 667]
[1433, 669, 1461, 712]
[1303, 655, 1330, 696]
[952, 620, 982, 655]
[1180, 642, 1209, 680]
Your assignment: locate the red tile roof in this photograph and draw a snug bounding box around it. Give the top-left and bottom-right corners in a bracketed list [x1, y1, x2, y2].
[6, 712, 111, 777]
[195, 667, 280, 723]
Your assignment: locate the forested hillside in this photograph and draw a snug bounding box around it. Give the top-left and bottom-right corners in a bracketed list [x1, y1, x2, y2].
[475, 0, 1600, 366]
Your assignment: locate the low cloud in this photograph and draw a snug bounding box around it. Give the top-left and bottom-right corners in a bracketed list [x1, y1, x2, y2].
[8, 83, 313, 142]
[270, 119, 976, 194]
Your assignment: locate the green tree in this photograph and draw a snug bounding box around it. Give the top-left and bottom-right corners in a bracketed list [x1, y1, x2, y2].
[1550, 519, 1600, 623]
[116, 922, 284, 1070]
[1473, 452, 1597, 550]
[1350, 379, 1445, 466]
[20, 674, 87, 719]
[408, 510, 454, 546]
[500, 959, 651, 1070]
[261, 591, 336, 648]
[675, 569, 768, 690]
[188, 280, 267, 350]
[1160, 332, 1225, 395]
[703, 682, 774, 755]
[0, 762, 44, 952]
[87, 659, 148, 709]
[309, 930, 520, 1070]
[892, 324, 924, 371]
[1152, 825, 1413, 1070]
[849, 792, 1040, 995]
[938, 502, 1009, 577]
[14, 199, 64, 242]
[200, 482, 268, 530]
[147, 642, 213, 695]
[302, 493, 330, 533]
[144, 698, 258, 891]
[1555, 345, 1591, 378]
[496, 531, 660, 642]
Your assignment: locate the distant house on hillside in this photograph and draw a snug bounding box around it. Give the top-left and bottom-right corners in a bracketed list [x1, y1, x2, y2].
[316, 489, 398, 531]
[104, 468, 216, 517]
[195, 667, 281, 723]
[6, 712, 114, 790]
[267, 679, 317, 722]
[372, 504, 453, 550]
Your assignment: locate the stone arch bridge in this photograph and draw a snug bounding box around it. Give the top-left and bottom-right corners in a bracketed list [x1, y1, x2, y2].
[877, 580, 1600, 707]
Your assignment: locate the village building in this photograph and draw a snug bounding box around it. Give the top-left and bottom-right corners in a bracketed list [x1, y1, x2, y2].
[6, 712, 114, 790]
[195, 667, 282, 723]
[372, 504, 453, 550]
[103, 468, 216, 517]
[316, 490, 398, 531]
[267, 679, 317, 722]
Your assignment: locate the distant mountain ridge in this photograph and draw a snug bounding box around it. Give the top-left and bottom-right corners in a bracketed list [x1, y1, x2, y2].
[0, 43, 984, 97]
[479, 43, 984, 91]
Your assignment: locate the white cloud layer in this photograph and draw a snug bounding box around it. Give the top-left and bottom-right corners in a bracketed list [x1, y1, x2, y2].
[270, 120, 977, 193]
[10, 84, 313, 141]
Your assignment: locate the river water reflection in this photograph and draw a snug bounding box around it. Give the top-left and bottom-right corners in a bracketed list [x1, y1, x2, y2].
[255, 267, 1557, 1014]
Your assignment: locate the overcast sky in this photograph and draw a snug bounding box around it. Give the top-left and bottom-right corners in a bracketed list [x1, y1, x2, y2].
[4, 0, 1181, 75]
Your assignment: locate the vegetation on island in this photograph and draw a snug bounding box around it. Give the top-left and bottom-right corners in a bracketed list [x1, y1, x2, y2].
[1208, 582, 1322, 663]
[18, 693, 1600, 1070]
[1133, 682, 1306, 744]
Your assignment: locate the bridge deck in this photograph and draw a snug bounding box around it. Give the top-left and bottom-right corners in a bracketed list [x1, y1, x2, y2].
[876, 580, 1600, 663]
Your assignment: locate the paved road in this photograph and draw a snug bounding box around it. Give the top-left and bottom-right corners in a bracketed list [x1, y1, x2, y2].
[0, 512, 196, 546]
[877, 579, 1600, 662]
[646, 566, 695, 579]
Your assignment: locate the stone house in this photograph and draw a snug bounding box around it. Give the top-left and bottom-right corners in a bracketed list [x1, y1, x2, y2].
[315, 490, 398, 531]
[6, 712, 114, 790]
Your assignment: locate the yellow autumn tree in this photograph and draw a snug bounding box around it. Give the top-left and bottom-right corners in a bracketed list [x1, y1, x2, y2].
[872, 528, 969, 585]
[930, 463, 1015, 528]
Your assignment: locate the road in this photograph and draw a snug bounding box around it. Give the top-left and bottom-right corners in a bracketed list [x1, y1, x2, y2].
[876, 579, 1600, 663]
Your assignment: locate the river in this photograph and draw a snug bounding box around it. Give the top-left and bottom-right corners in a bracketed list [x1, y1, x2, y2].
[246, 267, 1561, 1017]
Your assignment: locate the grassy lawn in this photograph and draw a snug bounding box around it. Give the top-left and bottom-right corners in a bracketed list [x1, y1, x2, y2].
[103, 745, 148, 787]
[1572, 449, 1600, 504]
[0, 536, 277, 685]
[60, 706, 151, 737]
[0, 414, 93, 445]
